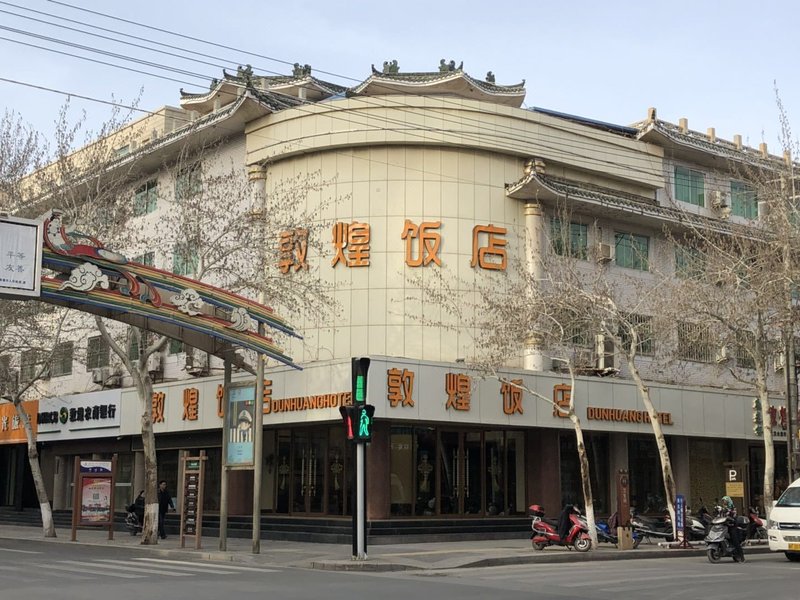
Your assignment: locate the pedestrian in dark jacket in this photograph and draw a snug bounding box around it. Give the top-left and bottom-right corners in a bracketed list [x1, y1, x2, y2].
[157, 480, 175, 539]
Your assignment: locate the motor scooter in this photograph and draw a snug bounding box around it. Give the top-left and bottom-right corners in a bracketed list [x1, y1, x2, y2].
[630, 509, 674, 543]
[579, 513, 642, 548]
[746, 505, 767, 543]
[125, 490, 145, 536]
[530, 504, 592, 552]
[705, 511, 747, 563]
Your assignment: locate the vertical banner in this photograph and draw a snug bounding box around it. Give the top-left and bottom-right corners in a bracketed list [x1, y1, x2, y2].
[676, 494, 685, 536]
[180, 451, 206, 550]
[0, 215, 42, 298]
[226, 383, 255, 466]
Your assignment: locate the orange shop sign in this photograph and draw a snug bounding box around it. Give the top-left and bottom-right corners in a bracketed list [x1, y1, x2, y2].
[0, 400, 37, 444]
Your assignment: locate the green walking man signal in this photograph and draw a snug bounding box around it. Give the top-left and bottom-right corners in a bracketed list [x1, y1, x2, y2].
[342, 357, 374, 442]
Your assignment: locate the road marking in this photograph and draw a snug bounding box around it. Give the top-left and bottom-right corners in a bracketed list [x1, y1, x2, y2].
[133, 558, 278, 572]
[562, 572, 745, 588]
[0, 548, 41, 554]
[100, 559, 238, 575]
[88, 560, 194, 576]
[29, 561, 144, 579]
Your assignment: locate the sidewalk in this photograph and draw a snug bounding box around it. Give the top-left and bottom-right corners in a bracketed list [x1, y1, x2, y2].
[0, 524, 772, 572]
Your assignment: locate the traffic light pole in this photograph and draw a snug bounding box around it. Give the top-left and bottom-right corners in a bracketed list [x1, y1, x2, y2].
[356, 441, 366, 560]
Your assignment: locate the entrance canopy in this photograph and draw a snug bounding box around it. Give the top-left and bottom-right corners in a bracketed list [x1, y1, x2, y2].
[5, 211, 300, 370]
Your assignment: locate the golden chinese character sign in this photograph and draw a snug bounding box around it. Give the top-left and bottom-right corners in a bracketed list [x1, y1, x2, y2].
[182, 388, 199, 421]
[387, 368, 415, 407]
[471, 224, 507, 271]
[402, 220, 442, 267]
[332, 222, 370, 267]
[278, 228, 309, 274]
[445, 373, 471, 411]
[553, 384, 571, 418]
[151, 392, 165, 423]
[501, 379, 523, 415]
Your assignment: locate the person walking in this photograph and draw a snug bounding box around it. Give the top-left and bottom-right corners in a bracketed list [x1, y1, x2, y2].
[157, 480, 175, 539]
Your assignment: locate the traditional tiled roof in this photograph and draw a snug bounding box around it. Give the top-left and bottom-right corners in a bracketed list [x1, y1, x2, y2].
[506, 169, 754, 237]
[348, 65, 526, 108]
[632, 117, 782, 170]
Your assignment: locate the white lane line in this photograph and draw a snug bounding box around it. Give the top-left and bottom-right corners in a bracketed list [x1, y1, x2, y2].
[87, 560, 193, 577]
[132, 558, 278, 572]
[563, 572, 746, 588]
[29, 561, 143, 579]
[97, 559, 236, 575]
[0, 548, 41, 554]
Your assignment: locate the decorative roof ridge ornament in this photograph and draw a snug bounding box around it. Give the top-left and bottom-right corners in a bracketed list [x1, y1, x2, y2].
[292, 63, 312, 78]
[486, 71, 495, 84]
[171, 288, 205, 316]
[228, 306, 253, 332]
[438, 59, 463, 72]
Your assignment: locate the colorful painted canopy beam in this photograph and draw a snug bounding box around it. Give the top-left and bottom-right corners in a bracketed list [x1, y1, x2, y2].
[39, 211, 300, 370]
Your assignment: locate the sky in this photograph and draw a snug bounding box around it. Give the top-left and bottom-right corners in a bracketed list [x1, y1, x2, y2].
[0, 0, 798, 153]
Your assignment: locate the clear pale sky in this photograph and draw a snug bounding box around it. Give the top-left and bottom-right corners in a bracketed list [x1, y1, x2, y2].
[0, 0, 798, 153]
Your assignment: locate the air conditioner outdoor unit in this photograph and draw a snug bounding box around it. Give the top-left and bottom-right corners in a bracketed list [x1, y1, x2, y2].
[710, 190, 729, 209]
[715, 345, 730, 364]
[146, 353, 163, 374]
[185, 348, 209, 376]
[91, 367, 111, 385]
[596, 243, 614, 264]
[775, 352, 786, 372]
[573, 348, 595, 369]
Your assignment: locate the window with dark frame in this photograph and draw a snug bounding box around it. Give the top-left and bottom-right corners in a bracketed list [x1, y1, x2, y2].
[86, 336, 110, 371]
[132, 180, 158, 216]
[550, 218, 589, 259]
[614, 231, 649, 270]
[50, 342, 74, 377]
[175, 164, 202, 199]
[675, 166, 705, 207]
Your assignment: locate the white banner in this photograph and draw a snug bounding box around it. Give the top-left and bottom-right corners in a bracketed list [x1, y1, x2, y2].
[0, 216, 41, 297]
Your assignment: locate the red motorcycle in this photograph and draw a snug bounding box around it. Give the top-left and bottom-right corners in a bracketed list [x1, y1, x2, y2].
[747, 505, 767, 542]
[529, 504, 592, 552]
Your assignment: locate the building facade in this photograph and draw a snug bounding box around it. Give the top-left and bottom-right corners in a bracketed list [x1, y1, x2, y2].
[1, 62, 790, 525]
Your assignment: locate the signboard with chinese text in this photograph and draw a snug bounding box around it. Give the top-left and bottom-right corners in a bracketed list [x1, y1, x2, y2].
[0, 215, 42, 298]
[180, 451, 206, 549]
[0, 400, 37, 444]
[226, 383, 255, 467]
[38, 390, 121, 440]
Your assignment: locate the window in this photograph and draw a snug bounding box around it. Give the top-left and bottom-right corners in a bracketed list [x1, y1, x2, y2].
[172, 243, 198, 276]
[132, 180, 158, 216]
[550, 218, 588, 259]
[51, 342, 74, 377]
[86, 336, 110, 371]
[175, 164, 202, 199]
[127, 334, 141, 362]
[614, 232, 649, 270]
[168, 339, 185, 354]
[675, 166, 705, 206]
[20, 350, 46, 382]
[133, 252, 154, 267]
[0, 355, 14, 390]
[735, 331, 756, 370]
[677, 322, 714, 362]
[619, 314, 654, 356]
[731, 181, 757, 219]
[675, 245, 705, 279]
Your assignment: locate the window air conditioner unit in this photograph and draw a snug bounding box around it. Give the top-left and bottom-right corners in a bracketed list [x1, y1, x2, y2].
[146, 353, 163, 374]
[715, 345, 730, 364]
[91, 366, 111, 385]
[596, 243, 614, 264]
[775, 352, 786, 372]
[184, 348, 209, 376]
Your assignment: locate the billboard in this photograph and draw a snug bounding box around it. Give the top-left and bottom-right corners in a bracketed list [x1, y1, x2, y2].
[0, 215, 42, 298]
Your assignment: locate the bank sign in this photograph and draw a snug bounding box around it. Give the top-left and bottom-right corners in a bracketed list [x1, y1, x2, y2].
[0, 215, 42, 298]
[38, 390, 121, 440]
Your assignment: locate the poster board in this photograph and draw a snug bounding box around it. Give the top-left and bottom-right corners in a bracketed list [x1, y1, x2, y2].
[180, 451, 206, 550]
[71, 456, 116, 541]
[226, 382, 255, 467]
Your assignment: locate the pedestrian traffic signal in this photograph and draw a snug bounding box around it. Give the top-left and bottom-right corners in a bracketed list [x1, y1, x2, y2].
[340, 405, 356, 441]
[354, 404, 375, 442]
[352, 357, 370, 404]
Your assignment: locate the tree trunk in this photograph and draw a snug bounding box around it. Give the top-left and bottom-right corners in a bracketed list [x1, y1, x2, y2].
[628, 360, 677, 536]
[757, 373, 775, 519]
[568, 409, 598, 549]
[15, 401, 55, 537]
[132, 366, 159, 545]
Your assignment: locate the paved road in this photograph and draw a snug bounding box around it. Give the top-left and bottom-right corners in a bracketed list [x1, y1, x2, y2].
[0, 537, 795, 600]
[409, 553, 800, 599]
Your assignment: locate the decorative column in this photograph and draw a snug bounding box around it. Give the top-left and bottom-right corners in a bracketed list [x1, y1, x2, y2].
[523, 200, 547, 371]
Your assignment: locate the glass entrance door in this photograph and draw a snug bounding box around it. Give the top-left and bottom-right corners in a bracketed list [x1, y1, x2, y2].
[292, 430, 326, 514]
[439, 431, 484, 515]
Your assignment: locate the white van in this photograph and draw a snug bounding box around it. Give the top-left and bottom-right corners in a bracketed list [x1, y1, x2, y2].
[769, 477, 800, 561]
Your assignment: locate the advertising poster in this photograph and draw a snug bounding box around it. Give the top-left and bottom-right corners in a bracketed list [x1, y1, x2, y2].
[80, 477, 112, 523]
[227, 384, 255, 466]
